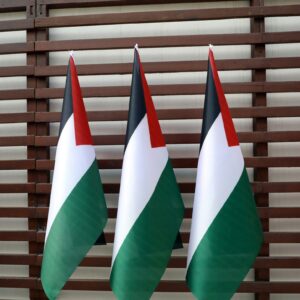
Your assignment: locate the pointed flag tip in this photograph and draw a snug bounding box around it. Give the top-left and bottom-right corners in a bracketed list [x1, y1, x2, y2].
[209, 44, 214, 50]
[68, 50, 74, 58]
[134, 44, 139, 51]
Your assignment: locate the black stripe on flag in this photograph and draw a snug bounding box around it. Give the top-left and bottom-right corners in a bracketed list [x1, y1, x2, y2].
[59, 60, 73, 137]
[200, 59, 221, 151]
[124, 48, 147, 150]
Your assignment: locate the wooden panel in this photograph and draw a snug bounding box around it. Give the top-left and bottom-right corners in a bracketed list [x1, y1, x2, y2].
[1, 277, 300, 293]
[0, 183, 35, 193]
[0, 0, 34, 13]
[2, 254, 300, 268]
[1, 230, 300, 244]
[0, 1, 300, 299]
[35, 32, 300, 52]
[34, 57, 300, 76]
[35, 82, 300, 99]
[0, 89, 34, 100]
[34, 131, 300, 147]
[0, 19, 34, 31]
[26, 3, 50, 299]
[0, 66, 34, 77]
[34, 182, 300, 194]
[0, 113, 34, 123]
[34, 107, 300, 122]
[38, 0, 231, 9]
[35, 5, 300, 28]
[0, 42, 34, 54]
[0, 136, 35, 146]
[0, 159, 35, 169]
[2, 207, 300, 219]
[251, 2, 270, 298]
[34, 156, 300, 170]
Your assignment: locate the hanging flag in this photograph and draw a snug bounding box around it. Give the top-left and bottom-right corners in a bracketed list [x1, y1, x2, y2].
[110, 46, 185, 300]
[186, 47, 263, 300]
[41, 53, 107, 300]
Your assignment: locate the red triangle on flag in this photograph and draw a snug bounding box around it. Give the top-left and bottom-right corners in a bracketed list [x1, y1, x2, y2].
[69, 56, 93, 146]
[137, 52, 166, 148]
[209, 48, 239, 147]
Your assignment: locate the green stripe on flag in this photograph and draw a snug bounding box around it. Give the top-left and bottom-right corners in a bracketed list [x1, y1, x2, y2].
[110, 159, 184, 300]
[186, 168, 263, 300]
[41, 160, 107, 300]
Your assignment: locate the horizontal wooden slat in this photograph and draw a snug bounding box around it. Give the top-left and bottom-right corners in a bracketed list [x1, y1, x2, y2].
[2, 207, 300, 219]
[240, 131, 300, 143]
[34, 57, 300, 76]
[35, 156, 300, 171]
[1, 230, 300, 244]
[264, 232, 300, 243]
[35, 107, 300, 123]
[247, 157, 300, 168]
[35, 182, 300, 194]
[0, 254, 39, 265]
[0, 207, 46, 218]
[254, 182, 300, 193]
[0, 66, 34, 77]
[0, 277, 37, 289]
[35, 82, 300, 99]
[2, 254, 300, 269]
[1, 277, 300, 293]
[0, 112, 34, 123]
[0, 89, 34, 100]
[254, 257, 300, 269]
[0, 0, 33, 12]
[0, 230, 38, 241]
[238, 282, 300, 294]
[0, 42, 34, 54]
[103, 131, 297, 144]
[37, 0, 235, 9]
[0, 136, 34, 146]
[0, 19, 34, 31]
[0, 183, 35, 193]
[34, 131, 300, 147]
[35, 32, 300, 52]
[35, 5, 300, 28]
[0, 159, 35, 170]
[259, 207, 300, 218]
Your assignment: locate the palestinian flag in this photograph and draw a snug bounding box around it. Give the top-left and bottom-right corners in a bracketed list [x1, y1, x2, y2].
[186, 47, 263, 300]
[110, 47, 184, 300]
[41, 54, 107, 300]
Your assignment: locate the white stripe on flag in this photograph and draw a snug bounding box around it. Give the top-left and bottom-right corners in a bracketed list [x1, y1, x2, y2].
[187, 114, 244, 266]
[45, 115, 95, 242]
[112, 116, 168, 264]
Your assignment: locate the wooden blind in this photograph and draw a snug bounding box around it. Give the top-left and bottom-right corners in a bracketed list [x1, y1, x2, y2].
[0, 0, 300, 299]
